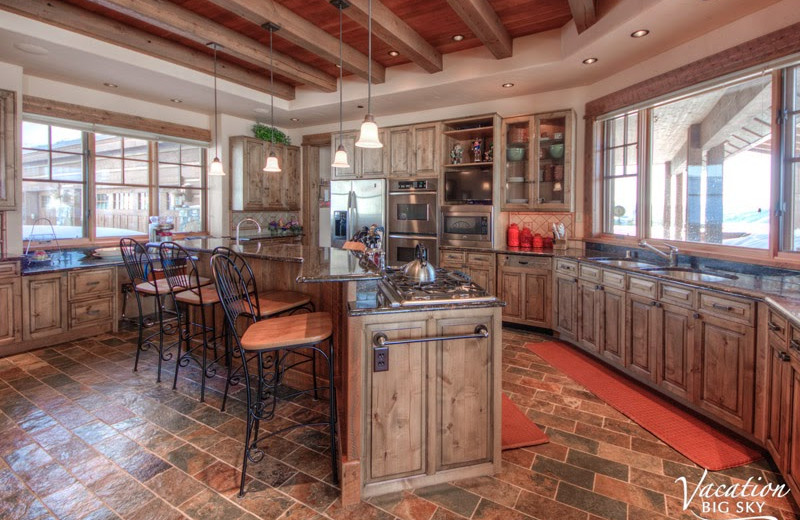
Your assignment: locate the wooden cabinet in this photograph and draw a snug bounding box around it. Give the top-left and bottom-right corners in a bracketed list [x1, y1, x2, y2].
[0, 268, 21, 348]
[626, 293, 658, 381]
[231, 136, 301, 211]
[439, 249, 495, 295]
[600, 286, 626, 366]
[765, 335, 791, 466]
[332, 131, 358, 179]
[23, 272, 67, 340]
[412, 123, 439, 177]
[497, 255, 551, 328]
[784, 357, 800, 493]
[388, 126, 413, 177]
[553, 272, 578, 342]
[656, 303, 695, 401]
[359, 130, 387, 177]
[0, 89, 17, 210]
[577, 280, 601, 354]
[67, 268, 117, 330]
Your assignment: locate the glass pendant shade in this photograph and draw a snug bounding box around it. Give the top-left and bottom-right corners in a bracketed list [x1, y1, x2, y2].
[356, 114, 382, 148]
[263, 151, 281, 173]
[332, 144, 350, 168]
[209, 156, 226, 176]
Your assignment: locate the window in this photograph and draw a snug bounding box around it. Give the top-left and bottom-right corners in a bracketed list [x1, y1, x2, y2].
[784, 65, 800, 251]
[22, 121, 207, 241]
[598, 73, 774, 250]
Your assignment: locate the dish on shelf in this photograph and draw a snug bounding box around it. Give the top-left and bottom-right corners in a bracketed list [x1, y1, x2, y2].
[549, 143, 565, 159]
[506, 147, 525, 161]
[507, 198, 529, 204]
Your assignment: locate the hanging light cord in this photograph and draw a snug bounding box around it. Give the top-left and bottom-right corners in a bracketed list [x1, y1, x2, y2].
[269, 27, 275, 148]
[212, 44, 219, 158]
[338, 5, 344, 147]
[367, 0, 372, 115]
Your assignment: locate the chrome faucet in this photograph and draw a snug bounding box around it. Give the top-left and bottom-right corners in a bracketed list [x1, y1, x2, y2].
[639, 240, 679, 267]
[235, 217, 262, 245]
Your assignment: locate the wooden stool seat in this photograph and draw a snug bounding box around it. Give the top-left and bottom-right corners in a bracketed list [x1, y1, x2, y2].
[175, 284, 220, 306]
[257, 290, 313, 317]
[241, 311, 333, 351]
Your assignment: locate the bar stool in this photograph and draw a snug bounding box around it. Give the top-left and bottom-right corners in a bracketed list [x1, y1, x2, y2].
[119, 238, 179, 382]
[211, 246, 317, 411]
[159, 242, 222, 403]
[210, 253, 337, 496]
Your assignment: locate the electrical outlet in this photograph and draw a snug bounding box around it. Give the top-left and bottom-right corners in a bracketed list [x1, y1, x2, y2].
[373, 346, 389, 372]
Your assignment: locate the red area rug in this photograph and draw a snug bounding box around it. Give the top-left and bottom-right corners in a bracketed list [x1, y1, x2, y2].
[502, 394, 549, 450]
[526, 340, 762, 470]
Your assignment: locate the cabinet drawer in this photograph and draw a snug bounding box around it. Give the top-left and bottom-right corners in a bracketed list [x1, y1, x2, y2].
[789, 326, 800, 358]
[601, 269, 626, 290]
[766, 308, 788, 343]
[70, 297, 113, 328]
[579, 263, 602, 282]
[555, 259, 577, 275]
[502, 255, 551, 269]
[467, 252, 495, 267]
[69, 268, 114, 300]
[0, 261, 19, 278]
[698, 291, 754, 325]
[440, 250, 465, 266]
[659, 282, 695, 307]
[628, 275, 657, 299]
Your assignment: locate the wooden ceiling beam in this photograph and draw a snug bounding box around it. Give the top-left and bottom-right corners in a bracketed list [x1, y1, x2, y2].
[206, 0, 386, 84]
[0, 0, 295, 99]
[444, 0, 512, 59]
[343, 0, 442, 74]
[568, 0, 597, 34]
[84, 0, 336, 92]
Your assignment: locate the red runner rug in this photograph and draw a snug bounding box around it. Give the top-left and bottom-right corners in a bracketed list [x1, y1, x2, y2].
[502, 393, 549, 450]
[526, 341, 762, 470]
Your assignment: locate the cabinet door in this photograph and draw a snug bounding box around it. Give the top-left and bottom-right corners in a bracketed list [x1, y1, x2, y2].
[600, 287, 625, 367]
[785, 360, 800, 493]
[577, 280, 600, 354]
[469, 266, 493, 295]
[284, 146, 301, 210]
[366, 321, 427, 481]
[532, 110, 573, 211]
[437, 317, 494, 469]
[0, 90, 17, 210]
[388, 126, 414, 178]
[499, 270, 522, 320]
[765, 337, 791, 467]
[23, 274, 66, 340]
[332, 132, 357, 179]
[413, 123, 439, 177]
[242, 138, 266, 210]
[656, 303, 694, 401]
[626, 294, 658, 381]
[263, 146, 286, 209]
[554, 274, 578, 342]
[0, 278, 21, 347]
[359, 130, 387, 177]
[524, 272, 550, 328]
[694, 314, 754, 431]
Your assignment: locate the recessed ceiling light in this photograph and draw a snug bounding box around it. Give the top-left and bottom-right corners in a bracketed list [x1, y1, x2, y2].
[103, 82, 119, 88]
[452, 34, 465, 42]
[170, 98, 183, 103]
[14, 43, 48, 55]
[582, 57, 598, 64]
[290, 117, 299, 122]
[630, 29, 650, 38]
[502, 82, 514, 88]
[388, 50, 399, 57]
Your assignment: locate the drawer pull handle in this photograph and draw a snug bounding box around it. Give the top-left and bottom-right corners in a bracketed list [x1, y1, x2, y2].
[87, 309, 101, 316]
[693, 312, 701, 319]
[85, 281, 101, 286]
[778, 351, 791, 362]
[595, 285, 604, 291]
[790, 339, 800, 351]
[768, 322, 782, 332]
[518, 261, 528, 265]
[711, 303, 734, 311]
[651, 301, 662, 308]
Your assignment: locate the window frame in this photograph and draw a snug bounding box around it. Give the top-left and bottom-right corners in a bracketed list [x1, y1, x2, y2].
[21, 120, 208, 247]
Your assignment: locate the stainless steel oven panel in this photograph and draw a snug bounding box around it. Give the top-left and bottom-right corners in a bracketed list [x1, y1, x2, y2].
[388, 192, 438, 235]
[388, 234, 439, 267]
[440, 206, 493, 249]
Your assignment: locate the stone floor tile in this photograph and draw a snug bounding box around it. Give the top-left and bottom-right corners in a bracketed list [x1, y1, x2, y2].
[367, 490, 438, 520]
[145, 467, 206, 507]
[278, 471, 340, 513]
[413, 483, 481, 519]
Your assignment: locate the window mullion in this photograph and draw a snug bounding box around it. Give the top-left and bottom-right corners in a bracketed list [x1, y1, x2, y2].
[86, 131, 95, 242]
[639, 108, 650, 241]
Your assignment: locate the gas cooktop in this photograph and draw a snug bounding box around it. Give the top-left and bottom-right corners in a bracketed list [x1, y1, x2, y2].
[378, 267, 497, 307]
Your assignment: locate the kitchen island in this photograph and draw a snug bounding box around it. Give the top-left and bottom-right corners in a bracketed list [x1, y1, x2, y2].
[171, 239, 504, 505]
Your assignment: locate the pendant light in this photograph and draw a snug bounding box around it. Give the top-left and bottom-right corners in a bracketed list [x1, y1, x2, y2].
[207, 42, 226, 176]
[331, 0, 350, 168]
[355, 0, 382, 148]
[263, 23, 281, 173]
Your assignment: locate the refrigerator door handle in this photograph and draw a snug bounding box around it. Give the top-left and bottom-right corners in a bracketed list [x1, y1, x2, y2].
[347, 190, 358, 240]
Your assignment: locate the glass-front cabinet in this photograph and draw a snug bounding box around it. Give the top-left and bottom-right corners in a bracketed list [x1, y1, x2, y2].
[501, 110, 574, 211]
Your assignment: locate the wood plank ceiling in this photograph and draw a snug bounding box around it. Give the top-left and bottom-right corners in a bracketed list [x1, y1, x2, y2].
[1, 0, 584, 100]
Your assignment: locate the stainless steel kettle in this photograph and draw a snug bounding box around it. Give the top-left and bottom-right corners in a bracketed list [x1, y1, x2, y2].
[403, 244, 437, 283]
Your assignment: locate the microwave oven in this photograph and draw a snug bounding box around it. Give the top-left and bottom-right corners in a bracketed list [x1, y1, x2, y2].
[440, 206, 492, 248]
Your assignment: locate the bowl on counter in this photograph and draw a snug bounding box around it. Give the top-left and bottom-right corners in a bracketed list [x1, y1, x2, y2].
[506, 147, 525, 162]
[93, 247, 122, 259]
[549, 144, 564, 159]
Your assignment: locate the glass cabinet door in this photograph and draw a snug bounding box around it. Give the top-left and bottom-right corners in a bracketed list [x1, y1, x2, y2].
[534, 112, 571, 209]
[503, 117, 532, 207]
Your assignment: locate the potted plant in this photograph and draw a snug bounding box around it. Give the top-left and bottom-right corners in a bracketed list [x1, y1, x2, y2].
[252, 123, 291, 145]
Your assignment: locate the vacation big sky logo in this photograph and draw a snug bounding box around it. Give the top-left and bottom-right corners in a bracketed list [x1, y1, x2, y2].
[675, 469, 791, 519]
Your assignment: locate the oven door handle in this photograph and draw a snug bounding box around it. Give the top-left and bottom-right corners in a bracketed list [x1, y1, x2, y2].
[372, 325, 489, 348]
[388, 233, 438, 240]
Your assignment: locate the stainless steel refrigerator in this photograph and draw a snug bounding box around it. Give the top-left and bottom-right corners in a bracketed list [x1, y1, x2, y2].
[330, 179, 385, 248]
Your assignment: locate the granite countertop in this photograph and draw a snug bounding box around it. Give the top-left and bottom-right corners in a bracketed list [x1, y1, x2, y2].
[21, 251, 125, 275]
[348, 299, 505, 316]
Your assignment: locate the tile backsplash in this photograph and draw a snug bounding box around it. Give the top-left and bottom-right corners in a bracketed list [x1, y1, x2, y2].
[507, 212, 574, 239]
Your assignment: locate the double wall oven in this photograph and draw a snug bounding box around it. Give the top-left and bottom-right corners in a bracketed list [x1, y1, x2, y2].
[387, 179, 438, 266]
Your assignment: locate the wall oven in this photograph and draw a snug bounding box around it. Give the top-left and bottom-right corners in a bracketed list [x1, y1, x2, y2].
[388, 179, 438, 266]
[440, 206, 493, 248]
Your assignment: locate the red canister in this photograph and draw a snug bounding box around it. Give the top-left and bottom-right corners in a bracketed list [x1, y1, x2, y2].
[533, 233, 543, 248]
[520, 227, 533, 248]
[507, 223, 520, 247]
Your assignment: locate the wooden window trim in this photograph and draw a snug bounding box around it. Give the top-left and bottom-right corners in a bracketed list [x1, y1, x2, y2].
[584, 22, 800, 267]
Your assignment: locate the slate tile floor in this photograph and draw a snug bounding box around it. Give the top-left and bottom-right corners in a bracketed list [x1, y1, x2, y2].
[1, 326, 798, 520]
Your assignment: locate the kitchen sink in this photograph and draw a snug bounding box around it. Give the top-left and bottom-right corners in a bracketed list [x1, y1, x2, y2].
[639, 266, 738, 282]
[591, 258, 657, 269]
